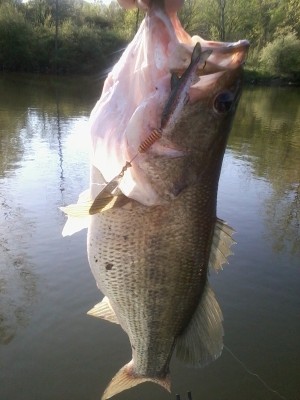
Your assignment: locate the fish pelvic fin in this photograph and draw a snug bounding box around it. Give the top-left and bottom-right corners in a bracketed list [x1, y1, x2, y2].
[87, 296, 119, 324]
[175, 283, 223, 367]
[102, 360, 171, 400]
[208, 218, 236, 272]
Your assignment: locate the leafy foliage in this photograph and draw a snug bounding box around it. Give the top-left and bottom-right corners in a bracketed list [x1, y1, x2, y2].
[259, 32, 300, 78]
[0, 0, 126, 73]
[0, 0, 299, 77]
[0, 3, 34, 71]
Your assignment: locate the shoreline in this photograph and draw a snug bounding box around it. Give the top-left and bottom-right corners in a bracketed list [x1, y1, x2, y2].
[244, 69, 300, 87]
[1, 70, 300, 87]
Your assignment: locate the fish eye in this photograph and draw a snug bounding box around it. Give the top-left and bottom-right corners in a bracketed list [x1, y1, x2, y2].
[213, 91, 235, 114]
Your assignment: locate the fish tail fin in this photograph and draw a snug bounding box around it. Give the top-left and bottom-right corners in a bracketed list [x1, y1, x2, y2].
[102, 360, 171, 399]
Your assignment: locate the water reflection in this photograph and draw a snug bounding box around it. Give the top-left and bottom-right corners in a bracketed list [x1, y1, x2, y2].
[0, 74, 100, 344]
[0, 75, 299, 400]
[229, 87, 300, 254]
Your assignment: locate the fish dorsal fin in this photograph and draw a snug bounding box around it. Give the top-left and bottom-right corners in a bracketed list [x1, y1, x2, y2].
[175, 284, 223, 367]
[87, 296, 119, 324]
[102, 360, 170, 400]
[208, 218, 236, 272]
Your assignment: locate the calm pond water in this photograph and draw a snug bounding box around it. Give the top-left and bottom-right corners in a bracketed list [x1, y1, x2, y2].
[0, 73, 299, 400]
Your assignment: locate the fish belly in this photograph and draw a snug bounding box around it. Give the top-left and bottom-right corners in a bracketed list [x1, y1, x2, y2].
[87, 182, 216, 376]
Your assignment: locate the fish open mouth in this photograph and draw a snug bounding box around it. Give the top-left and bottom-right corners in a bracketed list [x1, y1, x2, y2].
[170, 38, 250, 76]
[86, 4, 250, 206]
[166, 38, 249, 107]
[199, 38, 250, 72]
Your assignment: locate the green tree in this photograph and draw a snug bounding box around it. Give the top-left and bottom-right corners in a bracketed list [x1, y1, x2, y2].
[0, 0, 299, 76]
[0, 2, 34, 71]
[259, 32, 300, 78]
[22, 0, 53, 27]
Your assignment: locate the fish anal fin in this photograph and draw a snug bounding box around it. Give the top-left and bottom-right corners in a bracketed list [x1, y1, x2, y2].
[208, 218, 236, 272]
[87, 296, 119, 324]
[175, 284, 223, 367]
[102, 360, 170, 400]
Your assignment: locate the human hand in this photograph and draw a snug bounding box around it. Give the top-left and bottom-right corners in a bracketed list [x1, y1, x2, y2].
[117, 0, 184, 12]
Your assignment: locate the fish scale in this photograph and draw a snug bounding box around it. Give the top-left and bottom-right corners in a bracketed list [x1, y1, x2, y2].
[88, 179, 215, 375]
[84, 78, 241, 396]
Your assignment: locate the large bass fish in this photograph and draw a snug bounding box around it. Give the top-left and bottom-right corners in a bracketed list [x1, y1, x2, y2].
[61, 0, 249, 398]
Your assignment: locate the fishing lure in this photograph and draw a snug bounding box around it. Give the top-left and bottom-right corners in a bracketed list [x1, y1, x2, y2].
[60, 42, 211, 217]
[88, 44, 211, 214]
[88, 128, 163, 214]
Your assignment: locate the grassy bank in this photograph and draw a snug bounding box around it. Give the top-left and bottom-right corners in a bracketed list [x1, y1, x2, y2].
[1, 1, 299, 82]
[244, 68, 300, 86]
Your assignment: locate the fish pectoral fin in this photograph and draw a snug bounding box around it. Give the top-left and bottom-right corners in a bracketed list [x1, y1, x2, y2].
[175, 284, 223, 367]
[208, 218, 236, 272]
[60, 189, 92, 236]
[102, 360, 170, 400]
[60, 192, 131, 218]
[60, 201, 93, 218]
[87, 296, 119, 324]
[60, 188, 93, 218]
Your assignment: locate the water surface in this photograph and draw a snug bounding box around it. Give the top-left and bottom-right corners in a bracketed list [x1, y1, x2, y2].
[0, 74, 299, 400]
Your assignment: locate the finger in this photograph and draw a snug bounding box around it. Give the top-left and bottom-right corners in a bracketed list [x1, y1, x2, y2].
[117, 0, 136, 9]
[117, 0, 185, 12]
[164, 0, 184, 13]
[117, 0, 151, 11]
